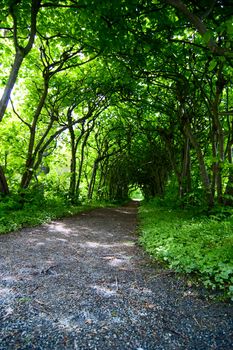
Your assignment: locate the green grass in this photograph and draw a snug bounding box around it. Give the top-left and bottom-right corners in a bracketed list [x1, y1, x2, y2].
[139, 199, 233, 300]
[0, 197, 113, 235]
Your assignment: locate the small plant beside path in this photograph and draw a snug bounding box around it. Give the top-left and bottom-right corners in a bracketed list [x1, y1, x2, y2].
[0, 197, 113, 235]
[139, 199, 233, 300]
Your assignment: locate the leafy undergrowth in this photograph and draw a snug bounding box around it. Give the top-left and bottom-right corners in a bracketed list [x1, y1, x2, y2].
[139, 199, 233, 301]
[0, 197, 114, 235]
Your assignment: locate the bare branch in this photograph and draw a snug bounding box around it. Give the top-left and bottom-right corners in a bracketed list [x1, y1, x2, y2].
[10, 98, 31, 129]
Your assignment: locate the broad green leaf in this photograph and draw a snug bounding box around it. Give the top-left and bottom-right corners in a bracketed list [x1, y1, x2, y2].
[208, 59, 217, 71]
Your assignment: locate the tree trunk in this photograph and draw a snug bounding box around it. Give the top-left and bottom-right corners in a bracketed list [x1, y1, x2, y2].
[68, 113, 77, 202]
[211, 131, 217, 198]
[97, 158, 109, 199]
[76, 131, 90, 199]
[183, 123, 214, 207]
[224, 139, 233, 205]
[20, 78, 49, 190]
[161, 132, 182, 197]
[0, 166, 10, 195]
[0, 50, 24, 121]
[224, 171, 233, 206]
[162, 131, 191, 201]
[211, 120, 224, 204]
[88, 161, 98, 200]
[69, 148, 77, 203]
[179, 136, 191, 199]
[0, 0, 40, 121]
[20, 167, 34, 190]
[210, 64, 225, 204]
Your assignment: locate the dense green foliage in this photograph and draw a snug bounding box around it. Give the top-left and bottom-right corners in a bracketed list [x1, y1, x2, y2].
[139, 199, 233, 300]
[0, 0, 232, 206]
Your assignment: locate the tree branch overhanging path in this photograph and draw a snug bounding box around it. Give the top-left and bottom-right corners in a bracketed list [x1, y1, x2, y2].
[0, 202, 232, 349]
[165, 0, 233, 57]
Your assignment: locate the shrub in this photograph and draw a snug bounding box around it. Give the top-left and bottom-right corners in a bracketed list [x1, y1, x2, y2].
[139, 200, 233, 300]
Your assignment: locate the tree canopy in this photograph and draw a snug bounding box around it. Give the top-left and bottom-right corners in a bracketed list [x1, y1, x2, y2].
[0, 0, 233, 208]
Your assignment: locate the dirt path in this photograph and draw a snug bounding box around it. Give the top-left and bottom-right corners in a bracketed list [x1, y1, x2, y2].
[0, 201, 232, 349]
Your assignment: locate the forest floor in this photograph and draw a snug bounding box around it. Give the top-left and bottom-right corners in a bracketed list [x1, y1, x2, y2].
[0, 201, 232, 350]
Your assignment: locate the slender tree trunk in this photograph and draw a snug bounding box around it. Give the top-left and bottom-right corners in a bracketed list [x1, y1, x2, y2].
[20, 167, 35, 191]
[69, 128, 85, 203]
[224, 139, 233, 205]
[183, 123, 214, 207]
[224, 172, 233, 206]
[97, 158, 108, 198]
[0, 0, 40, 121]
[76, 145, 85, 199]
[211, 130, 217, 198]
[184, 137, 191, 194]
[155, 168, 163, 196]
[223, 92, 233, 205]
[162, 131, 190, 201]
[76, 131, 90, 199]
[211, 118, 224, 204]
[0, 50, 24, 121]
[211, 64, 225, 203]
[97, 158, 109, 200]
[0, 166, 10, 195]
[20, 78, 49, 189]
[88, 161, 98, 200]
[179, 136, 191, 199]
[161, 133, 182, 198]
[69, 145, 77, 202]
[68, 110, 77, 202]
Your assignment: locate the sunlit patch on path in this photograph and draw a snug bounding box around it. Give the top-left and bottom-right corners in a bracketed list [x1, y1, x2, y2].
[0, 201, 232, 349]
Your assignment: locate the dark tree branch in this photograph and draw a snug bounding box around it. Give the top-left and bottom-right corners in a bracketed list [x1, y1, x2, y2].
[10, 98, 31, 129]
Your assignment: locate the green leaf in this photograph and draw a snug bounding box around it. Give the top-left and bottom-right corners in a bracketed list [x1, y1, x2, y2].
[208, 59, 217, 72]
[226, 20, 233, 35]
[203, 31, 212, 44]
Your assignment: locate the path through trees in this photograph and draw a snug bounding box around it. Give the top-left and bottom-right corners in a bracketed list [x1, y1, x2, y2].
[0, 202, 232, 349]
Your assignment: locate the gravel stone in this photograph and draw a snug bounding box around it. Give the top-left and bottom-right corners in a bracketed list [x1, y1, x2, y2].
[0, 201, 232, 349]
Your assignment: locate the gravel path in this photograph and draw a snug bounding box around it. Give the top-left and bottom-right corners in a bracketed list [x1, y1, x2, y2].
[0, 201, 232, 350]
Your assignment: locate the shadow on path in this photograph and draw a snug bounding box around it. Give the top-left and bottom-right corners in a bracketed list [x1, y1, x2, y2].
[0, 202, 232, 349]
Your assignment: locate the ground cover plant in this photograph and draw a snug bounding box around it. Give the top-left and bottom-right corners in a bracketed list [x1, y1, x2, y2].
[139, 199, 233, 300]
[0, 194, 114, 235]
